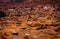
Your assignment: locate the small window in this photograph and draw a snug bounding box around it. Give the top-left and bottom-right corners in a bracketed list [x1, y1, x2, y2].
[0, 11, 6, 18]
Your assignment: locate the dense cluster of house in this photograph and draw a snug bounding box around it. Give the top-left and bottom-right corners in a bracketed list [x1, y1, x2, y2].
[0, 0, 60, 39]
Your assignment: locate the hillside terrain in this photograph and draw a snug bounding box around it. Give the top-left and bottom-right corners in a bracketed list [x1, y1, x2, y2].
[0, 0, 60, 39]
